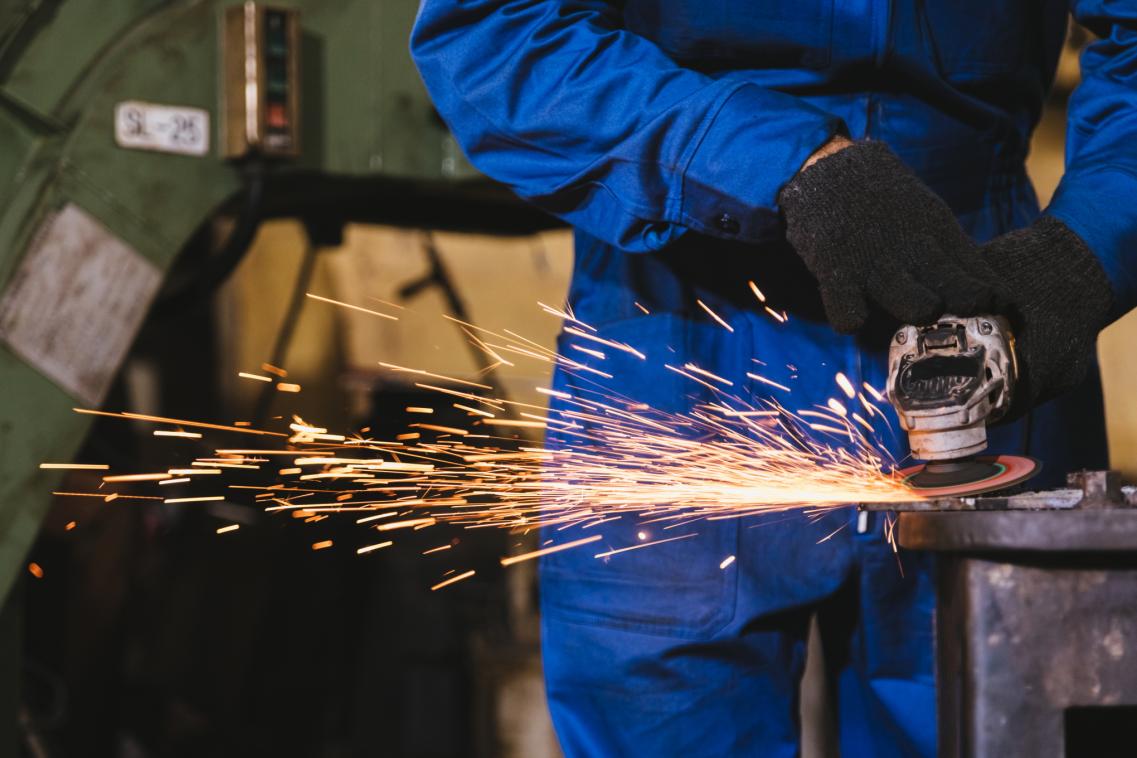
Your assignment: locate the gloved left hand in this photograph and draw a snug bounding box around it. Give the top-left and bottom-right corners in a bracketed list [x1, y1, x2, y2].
[981, 215, 1114, 418]
[778, 140, 1007, 333]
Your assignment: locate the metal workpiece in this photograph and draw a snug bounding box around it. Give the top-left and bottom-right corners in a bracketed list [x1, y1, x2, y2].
[868, 470, 1134, 513]
[889, 471, 1137, 553]
[875, 471, 1137, 757]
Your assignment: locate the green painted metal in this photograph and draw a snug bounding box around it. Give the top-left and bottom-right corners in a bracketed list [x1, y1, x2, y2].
[0, 0, 480, 603]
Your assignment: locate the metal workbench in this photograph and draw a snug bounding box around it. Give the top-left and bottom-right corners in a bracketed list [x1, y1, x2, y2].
[867, 471, 1137, 758]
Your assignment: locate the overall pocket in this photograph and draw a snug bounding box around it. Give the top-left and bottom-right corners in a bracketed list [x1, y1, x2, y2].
[540, 313, 742, 639]
[921, 0, 1026, 78]
[624, 0, 834, 70]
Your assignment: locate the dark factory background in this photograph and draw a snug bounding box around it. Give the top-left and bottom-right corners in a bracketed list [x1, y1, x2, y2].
[2, 4, 1135, 758]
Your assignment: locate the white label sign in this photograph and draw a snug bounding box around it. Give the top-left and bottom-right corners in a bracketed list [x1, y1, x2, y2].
[114, 101, 210, 156]
[0, 204, 162, 405]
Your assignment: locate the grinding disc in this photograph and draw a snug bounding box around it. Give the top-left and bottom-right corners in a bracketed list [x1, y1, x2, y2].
[897, 454, 1041, 498]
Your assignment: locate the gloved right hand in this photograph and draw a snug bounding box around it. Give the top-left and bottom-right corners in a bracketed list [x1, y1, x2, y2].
[778, 140, 1004, 334]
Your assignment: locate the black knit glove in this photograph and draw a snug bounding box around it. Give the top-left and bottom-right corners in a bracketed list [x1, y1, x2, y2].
[778, 141, 1005, 333]
[981, 216, 1113, 418]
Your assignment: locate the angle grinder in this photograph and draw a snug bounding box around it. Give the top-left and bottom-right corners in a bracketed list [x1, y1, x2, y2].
[886, 314, 1041, 497]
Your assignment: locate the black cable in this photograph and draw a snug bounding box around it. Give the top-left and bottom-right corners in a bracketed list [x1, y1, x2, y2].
[397, 233, 537, 442]
[399, 232, 510, 391]
[151, 163, 266, 318]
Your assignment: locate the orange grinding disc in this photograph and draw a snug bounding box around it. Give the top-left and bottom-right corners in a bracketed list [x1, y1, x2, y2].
[897, 455, 1042, 498]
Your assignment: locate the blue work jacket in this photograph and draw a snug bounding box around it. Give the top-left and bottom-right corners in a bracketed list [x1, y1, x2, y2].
[411, 0, 1117, 493]
[412, 0, 1137, 316]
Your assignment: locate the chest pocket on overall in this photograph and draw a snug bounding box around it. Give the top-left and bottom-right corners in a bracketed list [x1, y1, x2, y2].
[623, 0, 835, 69]
[921, 0, 1028, 78]
[539, 313, 742, 639]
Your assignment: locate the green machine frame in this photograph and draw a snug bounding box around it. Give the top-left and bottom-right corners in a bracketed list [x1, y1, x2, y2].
[0, 0, 552, 605]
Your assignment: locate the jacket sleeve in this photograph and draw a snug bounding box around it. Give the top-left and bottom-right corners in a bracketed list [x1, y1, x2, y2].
[1046, 1, 1137, 317]
[409, 0, 844, 252]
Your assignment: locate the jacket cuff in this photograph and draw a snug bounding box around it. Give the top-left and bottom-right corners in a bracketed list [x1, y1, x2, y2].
[1046, 167, 1137, 321]
[678, 83, 844, 244]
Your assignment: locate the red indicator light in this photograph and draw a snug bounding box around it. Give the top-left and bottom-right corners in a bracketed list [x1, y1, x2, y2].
[266, 103, 288, 128]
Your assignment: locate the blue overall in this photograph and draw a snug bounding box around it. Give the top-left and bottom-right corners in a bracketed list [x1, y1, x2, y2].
[411, 1, 1134, 754]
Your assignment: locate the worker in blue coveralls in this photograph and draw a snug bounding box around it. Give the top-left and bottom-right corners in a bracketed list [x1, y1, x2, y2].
[412, 2, 1132, 755]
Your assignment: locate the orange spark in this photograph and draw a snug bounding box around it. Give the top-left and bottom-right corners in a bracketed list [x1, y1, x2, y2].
[103, 473, 171, 483]
[696, 299, 734, 332]
[747, 372, 791, 393]
[411, 423, 469, 436]
[500, 535, 603, 566]
[430, 569, 476, 591]
[239, 372, 272, 383]
[74, 408, 285, 437]
[562, 326, 646, 359]
[380, 362, 492, 390]
[306, 293, 398, 321]
[594, 532, 698, 558]
[863, 382, 886, 402]
[262, 363, 288, 377]
[154, 430, 203, 439]
[835, 373, 857, 399]
[375, 518, 436, 532]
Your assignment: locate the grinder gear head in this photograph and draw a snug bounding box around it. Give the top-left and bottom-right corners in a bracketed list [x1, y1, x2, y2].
[887, 315, 1016, 462]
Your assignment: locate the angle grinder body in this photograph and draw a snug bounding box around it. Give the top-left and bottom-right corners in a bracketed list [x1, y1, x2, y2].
[886, 315, 1040, 496]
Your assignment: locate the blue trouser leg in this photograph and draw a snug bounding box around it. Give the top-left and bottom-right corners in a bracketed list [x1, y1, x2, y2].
[540, 508, 938, 757]
[542, 607, 810, 757]
[819, 515, 938, 758]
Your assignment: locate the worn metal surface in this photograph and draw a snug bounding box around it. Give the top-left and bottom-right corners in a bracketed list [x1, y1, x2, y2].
[937, 556, 1137, 758]
[891, 472, 1137, 552]
[902, 509, 1137, 552]
[885, 471, 1137, 757]
[863, 471, 1137, 512]
[0, 203, 162, 405]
